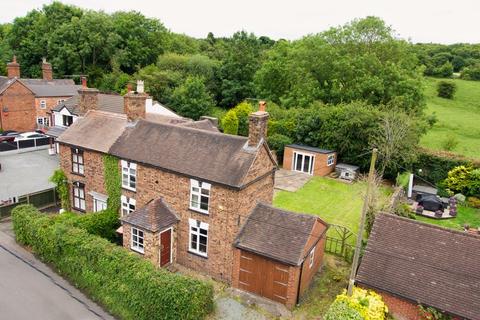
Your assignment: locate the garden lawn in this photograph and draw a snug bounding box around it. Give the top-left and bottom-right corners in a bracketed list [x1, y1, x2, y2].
[273, 177, 392, 236]
[420, 77, 480, 159]
[415, 206, 480, 230]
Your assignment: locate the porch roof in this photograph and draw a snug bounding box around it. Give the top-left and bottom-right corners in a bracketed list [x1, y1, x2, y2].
[120, 198, 179, 233]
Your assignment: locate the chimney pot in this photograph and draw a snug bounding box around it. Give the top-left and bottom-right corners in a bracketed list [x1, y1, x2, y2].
[7, 56, 21, 79]
[127, 83, 133, 93]
[81, 76, 87, 88]
[124, 81, 148, 121]
[41, 58, 53, 81]
[13, 56, 17, 63]
[247, 103, 269, 148]
[137, 80, 145, 94]
[77, 79, 99, 114]
[259, 100, 267, 112]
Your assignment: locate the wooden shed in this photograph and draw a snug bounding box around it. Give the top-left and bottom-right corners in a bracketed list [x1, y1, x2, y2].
[233, 203, 328, 308]
[283, 144, 336, 176]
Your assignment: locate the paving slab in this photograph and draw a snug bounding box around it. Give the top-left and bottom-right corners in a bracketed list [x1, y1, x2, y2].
[274, 168, 312, 192]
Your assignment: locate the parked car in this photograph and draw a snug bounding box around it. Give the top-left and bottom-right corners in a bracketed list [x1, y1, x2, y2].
[0, 131, 20, 143]
[14, 132, 46, 141]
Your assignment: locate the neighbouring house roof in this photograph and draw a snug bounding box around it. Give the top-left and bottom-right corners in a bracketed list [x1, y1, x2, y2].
[335, 163, 359, 171]
[234, 203, 328, 266]
[57, 110, 128, 153]
[45, 125, 67, 138]
[121, 198, 179, 232]
[109, 119, 269, 188]
[52, 94, 124, 116]
[286, 144, 335, 154]
[180, 119, 219, 132]
[356, 214, 480, 320]
[0, 76, 78, 97]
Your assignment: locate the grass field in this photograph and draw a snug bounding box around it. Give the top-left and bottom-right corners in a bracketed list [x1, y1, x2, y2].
[420, 77, 480, 159]
[415, 206, 480, 230]
[273, 177, 392, 236]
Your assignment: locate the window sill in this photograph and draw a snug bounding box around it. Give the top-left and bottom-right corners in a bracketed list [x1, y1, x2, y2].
[122, 186, 136, 192]
[188, 250, 208, 259]
[131, 247, 144, 254]
[72, 207, 86, 213]
[189, 207, 209, 215]
[71, 172, 85, 177]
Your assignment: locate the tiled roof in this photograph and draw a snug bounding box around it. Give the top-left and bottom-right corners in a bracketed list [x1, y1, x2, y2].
[57, 110, 128, 153]
[356, 214, 480, 320]
[121, 198, 179, 232]
[109, 120, 266, 188]
[0, 76, 79, 97]
[287, 144, 335, 154]
[45, 125, 67, 138]
[234, 203, 328, 266]
[180, 119, 219, 132]
[52, 94, 124, 115]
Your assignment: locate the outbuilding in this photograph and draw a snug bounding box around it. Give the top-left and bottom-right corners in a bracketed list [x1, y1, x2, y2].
[335, 163, 359, 181]
[283, 144, 336, 176]
[233, 203, 328, 309]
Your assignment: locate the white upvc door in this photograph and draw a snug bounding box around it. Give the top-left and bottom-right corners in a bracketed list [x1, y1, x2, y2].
[292, 152, 314, 175]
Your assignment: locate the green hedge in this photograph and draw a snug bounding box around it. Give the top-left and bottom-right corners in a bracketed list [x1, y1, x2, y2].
[54, 210, 120, 242]
[12, 205, 214, 320]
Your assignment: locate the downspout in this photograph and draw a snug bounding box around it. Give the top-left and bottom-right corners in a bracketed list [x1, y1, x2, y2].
[296, 260, 304, 305]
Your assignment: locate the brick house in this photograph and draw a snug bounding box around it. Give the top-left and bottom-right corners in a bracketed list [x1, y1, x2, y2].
[0, 56, 79, 132]
[283, 144, 337, 176]
[356, 214, 480, 320]
[56, 84, 328, 308]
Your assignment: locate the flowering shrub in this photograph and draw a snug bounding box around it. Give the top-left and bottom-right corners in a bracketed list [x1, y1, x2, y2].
[324, 287, 388, 320]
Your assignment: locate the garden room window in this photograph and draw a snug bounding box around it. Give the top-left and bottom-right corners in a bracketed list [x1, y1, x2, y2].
[327, 154, 335, 166]
[121, 160, 136, 191]
[71, 148, 84, 175]
[189, 179, 210, 213]
[189, 219, 209, 257]
[131, 227, 144, 253]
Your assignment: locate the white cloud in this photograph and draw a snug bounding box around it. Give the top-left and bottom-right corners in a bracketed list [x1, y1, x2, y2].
[1, 0, 479, 43]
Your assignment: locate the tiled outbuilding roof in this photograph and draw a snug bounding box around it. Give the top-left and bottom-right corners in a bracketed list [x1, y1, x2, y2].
[121, 198, 179, 232]
[234, 203, 328, 266]
[356, 214, 480, 320]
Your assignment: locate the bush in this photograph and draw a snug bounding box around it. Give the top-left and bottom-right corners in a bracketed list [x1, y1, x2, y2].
[221, 109, 239, 135]
[267, 133, 292, 164]
[460, 64, 480, 81]
[49, 169, 70, 210]
[444, 165, 480, 196]
[467, 197, 480, 209]
[12, 205, 214, 320]
[396, 172, 411, 189]
[233, 101, 254, 136]
[55, 210, 120, 242]
[324, 300, 363, 320]
[441, 134, 459, 151]
[324, 287, 388, 320]
[437, 81, 457, 99]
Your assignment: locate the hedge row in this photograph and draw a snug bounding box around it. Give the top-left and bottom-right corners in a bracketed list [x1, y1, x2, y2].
[12, 205, 214, 320]
[54, 210, 120, 242]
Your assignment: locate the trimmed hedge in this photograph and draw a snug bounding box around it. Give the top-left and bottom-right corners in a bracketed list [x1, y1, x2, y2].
[12, 205, 214, 320]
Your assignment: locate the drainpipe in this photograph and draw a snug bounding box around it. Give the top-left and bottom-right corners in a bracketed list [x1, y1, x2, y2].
[296, 261, 304, 306]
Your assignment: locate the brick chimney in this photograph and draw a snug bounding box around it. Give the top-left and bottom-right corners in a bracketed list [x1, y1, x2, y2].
[123, 80, 148, 121]
[247, 101, 269, 147]
[77, 77, 99, 114]
[42, 58, 53, 81]
[7, 56, 20, 79]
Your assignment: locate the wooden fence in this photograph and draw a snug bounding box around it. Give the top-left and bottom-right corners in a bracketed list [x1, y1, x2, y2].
[324, 224, 357, 263]
[0, 188, 58, 218]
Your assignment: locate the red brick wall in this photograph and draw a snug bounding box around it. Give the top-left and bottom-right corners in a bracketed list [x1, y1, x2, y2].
[0, 81, 36, 131]
[35, 96, 71, 125]
[283, 146, 336, 176]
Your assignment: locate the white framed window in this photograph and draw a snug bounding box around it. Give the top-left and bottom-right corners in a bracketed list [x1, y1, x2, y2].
[40, 100, 47, 109]
[71, 148, 84, 175]
[189, 179, 210, 214]
[327, 154, 335, 166]
[293, 152, 314, 175]
[62, 114, 73, 127]
[189, 219, 208, 257]
[72, 182, 86, 211]
[309, 246, 316, 268]
[131, 227, 144, 253]
[121, 195, 136, 216]
[93, 198, 107, 212]
[36, 117, 49, 127]
[121, 160, 136, 191]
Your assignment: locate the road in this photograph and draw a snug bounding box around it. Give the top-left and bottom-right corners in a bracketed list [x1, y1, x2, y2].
[0, 220, 115, 320]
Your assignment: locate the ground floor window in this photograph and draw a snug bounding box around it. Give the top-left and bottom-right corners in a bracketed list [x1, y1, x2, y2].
[37, 117, 50, 127]
[93, 198, 107, 212]
[72, 182, 85, 211]
[121, 195, 136, 216]
[131, 227, 144, 253]
[189, 219, 209, 257]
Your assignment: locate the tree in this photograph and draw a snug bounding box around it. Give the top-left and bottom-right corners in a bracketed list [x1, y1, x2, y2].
[221, 109, 239, 135]
[437, 81, 457, 99]
[170, 76, 214, 120]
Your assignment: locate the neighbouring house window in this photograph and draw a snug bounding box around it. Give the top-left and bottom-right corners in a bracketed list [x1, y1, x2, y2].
[62, 115, 73, 127]
[93, 198, 107, 212]
[131, 227, 144, 253]
[327, 154, 335, 166]
[73, 182, 86, 211]
[40, 100, 47, 109]
[121, 195, 136, 216]
[121, 160, 136, 191]
[189, 179, 210, 213]
[189, 219, 209, 257]
[36, 117, 49, 127]
[309, 246, 316, 268]
[57, 99, 65, 104]
[71, 148, 84, 175]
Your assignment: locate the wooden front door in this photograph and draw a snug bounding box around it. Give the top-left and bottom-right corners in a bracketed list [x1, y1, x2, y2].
[160, 229, 171, 267]
[238, 250, 289, 304]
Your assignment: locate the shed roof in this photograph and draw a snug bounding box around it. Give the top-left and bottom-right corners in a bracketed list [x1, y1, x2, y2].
[234, 203, 328, 266]
[57, 110, 127, 153]
[121, 198, 179, 232]
[356, 214, 480, 320]
[335, 163, 359, 171]
[286, 144, 335, 154]
[109, 120, 265, 188]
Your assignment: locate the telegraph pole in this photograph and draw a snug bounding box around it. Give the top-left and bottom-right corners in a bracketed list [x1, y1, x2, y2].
[347, 148, 378, 296]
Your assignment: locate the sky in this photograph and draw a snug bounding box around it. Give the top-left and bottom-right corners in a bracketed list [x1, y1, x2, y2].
[1, 0, 479, 44]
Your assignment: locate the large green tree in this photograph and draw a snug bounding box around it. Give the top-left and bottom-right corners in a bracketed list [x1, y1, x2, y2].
[170, 76, 214, 119]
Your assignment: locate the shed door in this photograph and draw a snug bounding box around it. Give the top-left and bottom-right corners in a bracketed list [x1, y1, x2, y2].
[238, 251, 289, 304]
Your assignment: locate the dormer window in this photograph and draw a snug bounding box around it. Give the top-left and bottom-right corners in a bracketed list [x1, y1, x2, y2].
[63, 115, 73, 127]
[121, 160, 136, 191]
[190, 179, 210, 214]
[71, 148, 84, 175]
